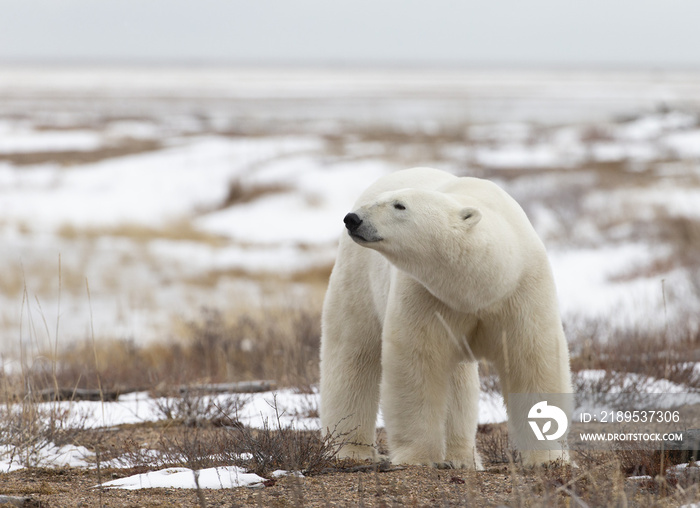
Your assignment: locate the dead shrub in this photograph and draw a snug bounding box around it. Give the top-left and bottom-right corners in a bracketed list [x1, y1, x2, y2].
[148, 394, 343, 477]
[152, 389, 246, 428]
[476, 423, 519, 464]
[0, 398, 84, 469]
[225, 394, 345, 477]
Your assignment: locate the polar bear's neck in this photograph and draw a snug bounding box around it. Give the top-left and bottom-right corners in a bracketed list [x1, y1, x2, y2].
[390, 244, 518, 314]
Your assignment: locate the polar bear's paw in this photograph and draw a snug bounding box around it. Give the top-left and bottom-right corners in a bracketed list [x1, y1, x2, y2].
[443, 455, 484, 471]
[520, 449, 570, 467]
[390, 450, 484, 470]
[336, 444, 380, 462]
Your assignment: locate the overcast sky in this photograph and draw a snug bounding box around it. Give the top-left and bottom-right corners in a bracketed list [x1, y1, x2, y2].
[0, 0, 698, 69]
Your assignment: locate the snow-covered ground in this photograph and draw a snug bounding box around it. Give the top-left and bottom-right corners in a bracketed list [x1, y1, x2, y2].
[0, 384, 505, 475]
[2, 67, 699, 353]
[2, 367, 699, 484]
[100, 466, 270, 490]
[0, 68, 698, 348]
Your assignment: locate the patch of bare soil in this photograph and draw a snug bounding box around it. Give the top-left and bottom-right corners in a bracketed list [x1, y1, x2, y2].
[0, 465, 541, 507]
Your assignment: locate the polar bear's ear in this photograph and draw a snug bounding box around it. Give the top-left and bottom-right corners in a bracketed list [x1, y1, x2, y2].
[459, 207, 482, 228]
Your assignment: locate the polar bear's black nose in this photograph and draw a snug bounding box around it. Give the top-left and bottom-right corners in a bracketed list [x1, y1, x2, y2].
[344, 213, 362, 232]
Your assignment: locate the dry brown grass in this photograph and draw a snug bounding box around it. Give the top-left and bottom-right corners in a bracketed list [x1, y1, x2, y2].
[4, 358, 700, 506]
[218, 178, 292, 210]
[569, 318, 700, 389]
[475, 420, 700, 505]
[0, 261, 27, 298]
[190, 263, 333, 290]
[57, 220, 228, 246]
[17, 305, 321, 395]
[321, 126, 470, 166]
[0, 139, 162, 166]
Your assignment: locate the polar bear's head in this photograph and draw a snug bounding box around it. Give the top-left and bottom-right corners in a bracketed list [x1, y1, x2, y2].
[343, 187, 523, 312]
[344, 188, 481, 255]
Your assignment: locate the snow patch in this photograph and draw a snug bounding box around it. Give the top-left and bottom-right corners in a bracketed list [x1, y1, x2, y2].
[100, 466, 267, 490]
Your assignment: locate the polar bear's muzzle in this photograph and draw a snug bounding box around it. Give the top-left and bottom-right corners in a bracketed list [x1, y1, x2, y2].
[344, 212, 383, 243]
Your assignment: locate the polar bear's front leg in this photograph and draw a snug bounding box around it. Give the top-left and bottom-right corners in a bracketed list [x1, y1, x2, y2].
[381, 334, 451, 465]
[320, 335, 382, 460]
[320, 286, 383, 461]
[379, 289, 468, 467]
[445, 362, 483, 470]
[504, 393, 571, 467]
[495, 330, 573, 467]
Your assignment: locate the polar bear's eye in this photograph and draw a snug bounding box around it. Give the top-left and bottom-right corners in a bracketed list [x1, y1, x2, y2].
[393, 203, 406, 210]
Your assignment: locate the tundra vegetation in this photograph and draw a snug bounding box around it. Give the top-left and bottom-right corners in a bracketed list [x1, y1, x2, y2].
[2, 68, 700, 506]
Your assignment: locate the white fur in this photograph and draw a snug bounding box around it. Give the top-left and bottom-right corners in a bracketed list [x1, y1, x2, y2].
[320, 167, 573, 467]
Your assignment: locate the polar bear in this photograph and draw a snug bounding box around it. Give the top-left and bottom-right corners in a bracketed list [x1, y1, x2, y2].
[319, 167, 572, 468]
